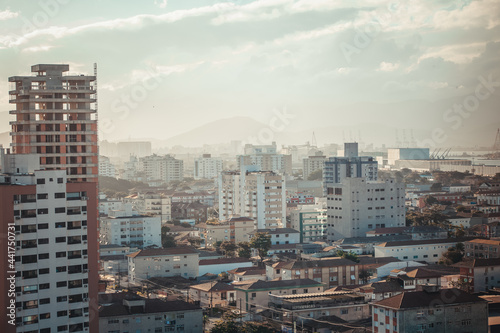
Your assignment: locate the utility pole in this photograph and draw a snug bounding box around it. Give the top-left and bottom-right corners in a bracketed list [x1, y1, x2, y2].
[210, 279, 214, 316]
[239, 298, 242, 324]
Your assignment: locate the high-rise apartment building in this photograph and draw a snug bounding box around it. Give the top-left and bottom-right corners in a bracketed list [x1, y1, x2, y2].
[9, 64, 98, 183]
[326, 178, 405, 241]
[323, 143, 378, 193]
[193, 154, 223, 180]
[218, 167, 286, 229]
[0, 157, 99, 332]
[302, 151, 326, 180]
[0, 64, 99, 333]
[239, 142, 292, 175]
[139, 154, 183, 184]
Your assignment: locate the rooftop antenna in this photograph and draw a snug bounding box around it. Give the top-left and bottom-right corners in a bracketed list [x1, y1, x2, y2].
[311, 132, 317, 148]
[410, 129, 416, 148]
[395, 129, 402, 147]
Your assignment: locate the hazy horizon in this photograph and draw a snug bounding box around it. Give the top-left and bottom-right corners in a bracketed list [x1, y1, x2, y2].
[1, 0, 499, 148]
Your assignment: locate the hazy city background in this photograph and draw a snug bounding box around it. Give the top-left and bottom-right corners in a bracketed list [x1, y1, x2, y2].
[1, 0, 499, 149]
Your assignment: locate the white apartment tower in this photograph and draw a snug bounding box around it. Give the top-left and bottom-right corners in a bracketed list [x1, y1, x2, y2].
[218, 167, 286, 229]
[99, 204, 161, 248]
[193, 154, 223, 180]
[326, 177, 405, 241]
[139, 154, 183, 184]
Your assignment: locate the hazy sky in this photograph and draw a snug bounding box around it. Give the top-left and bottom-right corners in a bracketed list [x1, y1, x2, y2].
[0, 0, 499, 145]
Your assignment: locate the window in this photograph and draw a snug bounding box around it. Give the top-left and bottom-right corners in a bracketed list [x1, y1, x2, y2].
[37, 178, 45, 184]
[55, 207, 66, 213]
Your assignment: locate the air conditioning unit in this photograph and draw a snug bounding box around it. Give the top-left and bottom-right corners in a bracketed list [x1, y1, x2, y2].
[16, 307, 22, 311]
[83, 241, 87, 244]
[15, 216, 21, 220]
[83, 269, 89, 273]
[83, 212, 87, 215]
[83, 226, 87, 230]
[16, 292, 22, 297]
[84, 328, 89, 331]
[13, 200, 19, 204]
[16, 246, 20, 250]
[83, 298, 89, 302]
[84, 314, 89, 317]
[83, 255, 88, 259]
[83, 284, 88, 288]
[15, 231, 20, 235]
[82, 196, 89, 201]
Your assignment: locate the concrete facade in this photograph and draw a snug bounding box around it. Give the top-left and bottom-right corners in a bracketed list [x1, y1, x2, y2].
[326, 178, 406, 241]
[127, 248, 199, 283]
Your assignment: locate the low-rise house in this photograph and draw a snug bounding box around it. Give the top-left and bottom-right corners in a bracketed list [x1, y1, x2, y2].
[197, 217, 255, 247]
[266, 258, 360, 288]
[234, 279, 325, 313]
[171, 201, 209, 223]
[99, 293, 203, 333]
[267, 291, 370, 324]
[366, 225, 448, 240]
[476, 191, 500, 206]
[100, 244, 131, 273]
[454, 258, 500, 292]
[227, 266, 266, 282]
[358, 257, 425, 279]
[338, 234, 413, 255]
[127, 247, 199, 283]
[388, 267, 442, 291]
[442, 184, 471, 193]
[372, 286, 488, 333]
[247, 228, 300, 245]
[198, 257, 253, 276]
[465, 239, 500, 259]
[188, 281, 236, 308]
[374, 238, 473, 264]
[356, 280, 404, 301]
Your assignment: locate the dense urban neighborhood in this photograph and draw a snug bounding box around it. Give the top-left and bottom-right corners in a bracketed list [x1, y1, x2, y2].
[1, 1, 499, 332]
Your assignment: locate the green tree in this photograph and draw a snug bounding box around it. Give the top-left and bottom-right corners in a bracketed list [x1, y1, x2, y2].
[249, 232, 271, 261]
[440, 243, 464, 265]
[180, 222, 192, 228]
[337, 250, 359, 263]
[211, 312, 275, 333]
[220, 241, 237, 257]
[431, 182, 442, 191]
[237, 242, 252, 258]
[307, 169, 323, 181]
[449, 278, 472, 293]
[425, 195, 438, 206]
[359, 269, 370, 284]
[162, 235, 176, 248]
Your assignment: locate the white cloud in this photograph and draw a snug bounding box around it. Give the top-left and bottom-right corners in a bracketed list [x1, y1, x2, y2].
[154, 0, 168, 9]
[377, 62, 399, 72]
[418, 42, 492, 65]
[0, 9, 18, 20]
[21, 45, 54, 53]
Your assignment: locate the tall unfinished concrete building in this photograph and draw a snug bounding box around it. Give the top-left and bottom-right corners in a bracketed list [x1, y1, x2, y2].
[9, 64, 98, 182]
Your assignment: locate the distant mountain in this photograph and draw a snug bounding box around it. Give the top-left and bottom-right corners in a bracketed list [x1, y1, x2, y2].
[155, 116, 273, 147]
